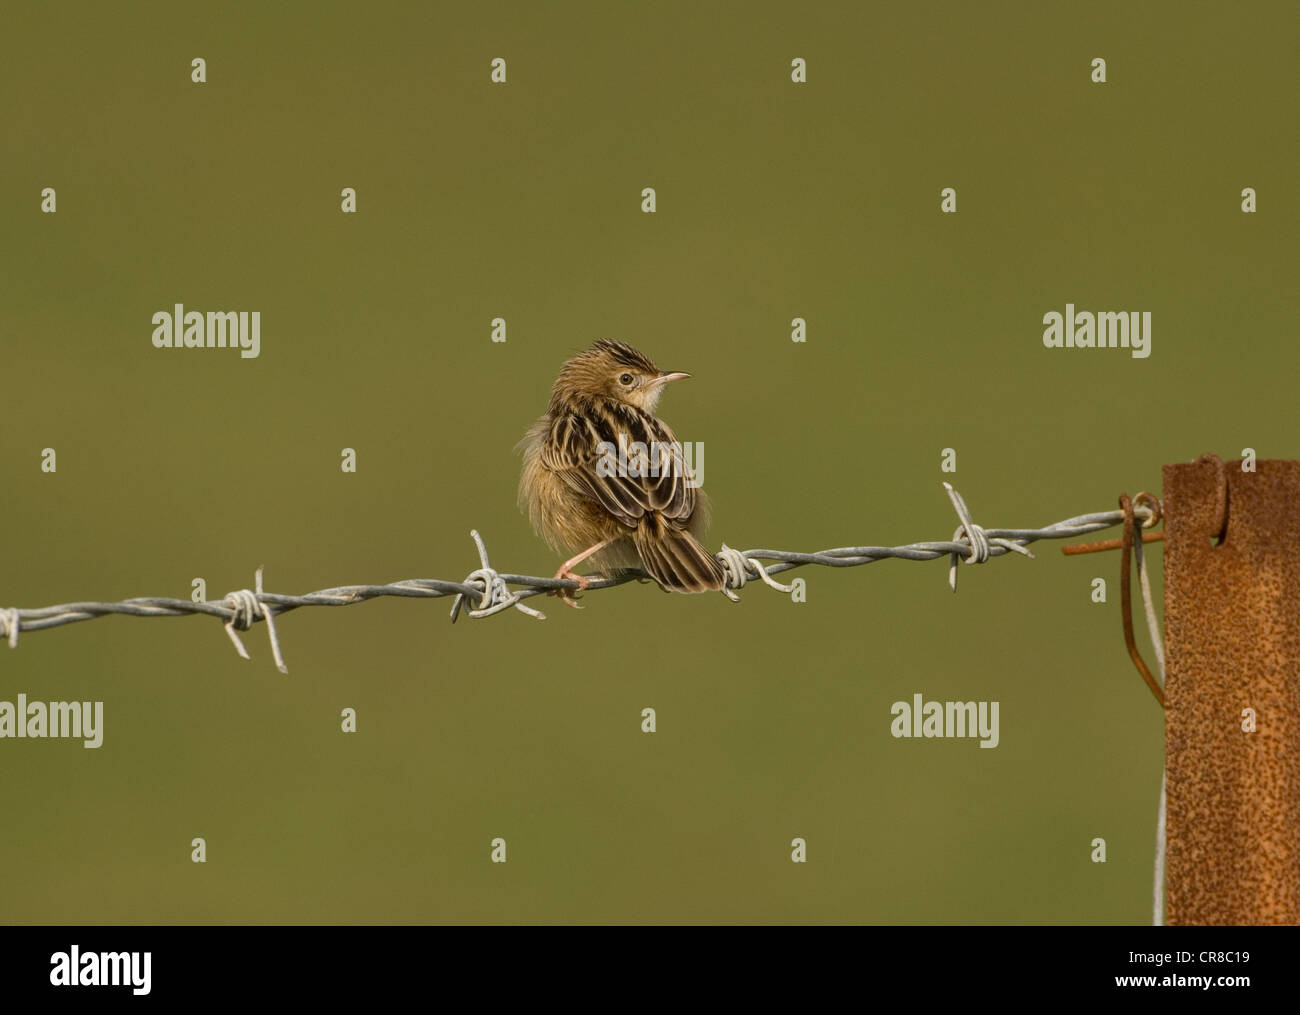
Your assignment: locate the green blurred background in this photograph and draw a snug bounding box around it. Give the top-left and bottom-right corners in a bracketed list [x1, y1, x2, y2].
[1, 1, 1295, 924]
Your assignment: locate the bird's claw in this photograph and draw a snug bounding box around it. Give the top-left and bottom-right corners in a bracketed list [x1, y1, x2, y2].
[550, 568, 591, 609]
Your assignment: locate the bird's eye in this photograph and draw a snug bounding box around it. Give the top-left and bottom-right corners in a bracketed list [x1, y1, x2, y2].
[619, 373, 634, 385]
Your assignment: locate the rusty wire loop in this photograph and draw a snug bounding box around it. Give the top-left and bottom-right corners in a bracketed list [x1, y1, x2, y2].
[1120, 493, 1166, 707]
[1061, 490, 1163, 555]
[0, 483, 1156, 671]
[1133, 491, 1163, 529]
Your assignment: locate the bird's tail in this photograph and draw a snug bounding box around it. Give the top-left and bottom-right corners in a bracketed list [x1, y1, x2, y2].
[633, 516, 726, 593]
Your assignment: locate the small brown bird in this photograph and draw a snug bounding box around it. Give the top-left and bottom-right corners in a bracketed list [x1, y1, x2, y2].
[518, 340, 725, 606]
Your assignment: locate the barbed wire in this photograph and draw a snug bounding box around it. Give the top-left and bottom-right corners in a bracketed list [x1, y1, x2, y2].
[0, 482, 1154, 673]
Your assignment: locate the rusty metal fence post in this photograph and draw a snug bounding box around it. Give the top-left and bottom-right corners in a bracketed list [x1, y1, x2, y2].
[1163, 456, 1300, 925]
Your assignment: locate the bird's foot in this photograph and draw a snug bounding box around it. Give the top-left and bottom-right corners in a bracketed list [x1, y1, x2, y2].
[550, 567, 592, 609]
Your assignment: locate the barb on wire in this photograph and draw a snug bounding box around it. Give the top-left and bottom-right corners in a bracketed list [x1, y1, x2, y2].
[450, 530, 547, 623]
[223, 566, 288, 675]
[0, 483, 1155, 670]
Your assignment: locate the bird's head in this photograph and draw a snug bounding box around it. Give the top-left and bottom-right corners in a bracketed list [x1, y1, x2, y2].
[549, 339, 690, 414]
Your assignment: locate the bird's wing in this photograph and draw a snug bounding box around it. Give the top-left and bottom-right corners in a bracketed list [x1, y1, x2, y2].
[541, 400, 698, 529]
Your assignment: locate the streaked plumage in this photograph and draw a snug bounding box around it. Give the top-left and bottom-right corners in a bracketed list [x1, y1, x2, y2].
[518, 340, 724, 603]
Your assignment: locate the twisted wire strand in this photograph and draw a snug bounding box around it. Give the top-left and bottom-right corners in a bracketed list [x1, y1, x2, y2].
[0, 483, 1153, 672]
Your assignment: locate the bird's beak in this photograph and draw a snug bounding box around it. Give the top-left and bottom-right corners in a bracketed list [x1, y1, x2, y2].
[656, 371, 691, 384]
